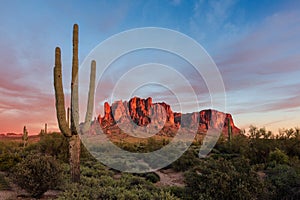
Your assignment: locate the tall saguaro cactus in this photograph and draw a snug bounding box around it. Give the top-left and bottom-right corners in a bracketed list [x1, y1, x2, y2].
[54, 24, 96, 182]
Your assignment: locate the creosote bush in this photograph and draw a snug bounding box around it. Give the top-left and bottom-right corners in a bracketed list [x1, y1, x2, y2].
[58, 174, 179, 200]
[184, 157, 269, 199]
[13, 153, 62, 198]
[268, 148, 289, 165]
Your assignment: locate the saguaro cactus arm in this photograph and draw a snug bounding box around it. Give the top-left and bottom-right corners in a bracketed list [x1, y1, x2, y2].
[54, 47, 71, 137]
[82, 60, 96, 133]
[71, 24, 79, 134]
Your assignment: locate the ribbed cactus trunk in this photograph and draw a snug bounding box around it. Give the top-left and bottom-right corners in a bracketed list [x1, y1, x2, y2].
[69, 134, 80, 182]
[53, 24, 96, 183]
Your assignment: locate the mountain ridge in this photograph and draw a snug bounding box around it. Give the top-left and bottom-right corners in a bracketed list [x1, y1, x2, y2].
[93, 96, 240, 137]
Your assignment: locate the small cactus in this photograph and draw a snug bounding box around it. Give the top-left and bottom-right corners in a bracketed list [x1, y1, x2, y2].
[39, 123, 48, 137]
[22, 126, 28, 147]
[39, 129, 45, 137]
[44, 123, 47, 134]
[228, 117, 232, 144]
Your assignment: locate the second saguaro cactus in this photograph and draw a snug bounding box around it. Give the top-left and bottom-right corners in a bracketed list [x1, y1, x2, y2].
[54, 24, 96, 182]
[228, 117, 232, 144]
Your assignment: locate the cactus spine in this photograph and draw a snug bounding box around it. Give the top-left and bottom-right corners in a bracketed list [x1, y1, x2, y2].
[22, 126, 28, 147]
[53, 24, 96, 182]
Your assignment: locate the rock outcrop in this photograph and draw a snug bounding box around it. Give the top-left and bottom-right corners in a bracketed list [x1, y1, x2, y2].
[96, 97, 240, 136]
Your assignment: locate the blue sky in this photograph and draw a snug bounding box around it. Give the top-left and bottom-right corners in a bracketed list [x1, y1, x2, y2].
[0, 0, 299, 133]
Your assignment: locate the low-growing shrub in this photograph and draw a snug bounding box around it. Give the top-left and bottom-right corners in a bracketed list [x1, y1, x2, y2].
[38, 132, 69, 162]
[266, 164, 300, 199]
[144, 172, 160, 183]
[13, 153, 62, 198]
[268, 148, 289, 165]
[184, 157, 269, 199]
[58, 176, 179, 200]
[170, 146, 200, 172]
[0, 173, 11, 190]
[0, 152, 21, 171]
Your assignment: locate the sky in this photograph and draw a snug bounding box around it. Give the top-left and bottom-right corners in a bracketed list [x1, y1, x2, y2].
[0, 0, 299, 134]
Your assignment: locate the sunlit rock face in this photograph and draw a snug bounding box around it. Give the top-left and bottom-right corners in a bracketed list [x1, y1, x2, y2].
[96, 97, 240, 136]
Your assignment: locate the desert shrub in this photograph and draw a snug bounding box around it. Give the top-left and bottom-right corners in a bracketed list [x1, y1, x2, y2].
[38, 132, 69, 162]
[284, 138, 300, 157]
[58, 184, 178, 200]
[118, 173, 154, 190]
[266, 164, 300, 199]
[0, 141, 20, 153]
[81, 165, 98, 178]
[216, 134, 250, 155]
[0, 141, 22, 171]
[58, 174, 178, 200]
[149, 190, 180, 200]
[170, 146, 200, 171]
[135, 172, 160, 183]
[184, 157, 268, 200]
[57, 183, 99, 200]
[144, 172, 160, 183]
[13, 153, 62, 198]
[167, 186, 186, 199]
[0, 173, 11, 190]
[245, 139, 276, 164]
[0, 152, 21, 171]
[289, 156, 300, 175]
[268, 148, 289, 165]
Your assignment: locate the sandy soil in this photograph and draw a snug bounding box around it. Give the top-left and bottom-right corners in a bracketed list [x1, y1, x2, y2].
[155, 169, 185, 187]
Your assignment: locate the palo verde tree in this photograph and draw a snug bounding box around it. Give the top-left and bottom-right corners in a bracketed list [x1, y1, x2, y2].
[53, 24, 96, 182]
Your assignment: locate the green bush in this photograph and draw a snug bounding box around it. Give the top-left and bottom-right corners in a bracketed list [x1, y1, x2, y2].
[268, 148, 289, 165]
[57, 183, 99, 200]
[167, 186, 186, 199]
[266, 164, 300, 199]
[58, 173, 178, 200]
[13, 153, 62, 198]
[0, 141, 21, 171]
[38, 132, 69, 162]
[0, 152, 21, 171]
[170, 145, 200, 171]
[0, 173, 11, 190]
[144, 172, 160, 183]
[184, 157, 269, 199]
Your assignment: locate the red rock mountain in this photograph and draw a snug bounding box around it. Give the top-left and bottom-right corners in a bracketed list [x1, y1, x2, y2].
[96, 97, 240, 136]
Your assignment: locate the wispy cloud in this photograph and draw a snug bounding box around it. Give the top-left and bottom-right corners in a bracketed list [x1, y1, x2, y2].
[212, 10, 300, 116]
[189, 0, 239, 44]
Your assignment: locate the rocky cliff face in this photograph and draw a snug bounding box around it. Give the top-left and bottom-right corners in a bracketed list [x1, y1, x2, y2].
[97, 97, 240, 136]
